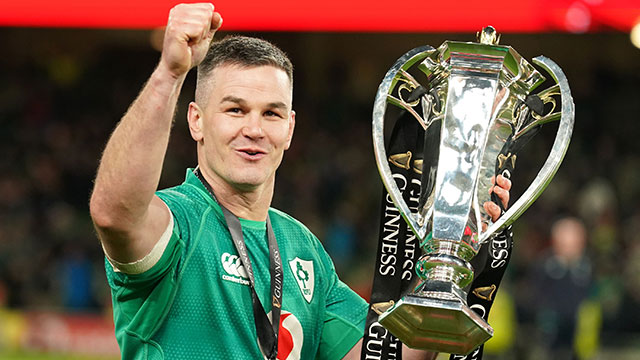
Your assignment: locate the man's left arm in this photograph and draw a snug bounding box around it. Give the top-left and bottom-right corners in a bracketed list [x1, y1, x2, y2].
[315, 274, 369, 360]
[342, 339, 439, 360]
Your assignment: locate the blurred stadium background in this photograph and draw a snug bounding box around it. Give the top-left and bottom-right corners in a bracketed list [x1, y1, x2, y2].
[1, 0, 640, 359]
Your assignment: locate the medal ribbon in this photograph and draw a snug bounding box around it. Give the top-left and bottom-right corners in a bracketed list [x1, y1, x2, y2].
[194, 168, 283, 360]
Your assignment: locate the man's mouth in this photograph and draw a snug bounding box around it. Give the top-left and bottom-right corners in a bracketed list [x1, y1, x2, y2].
[237, 148, 266, 159]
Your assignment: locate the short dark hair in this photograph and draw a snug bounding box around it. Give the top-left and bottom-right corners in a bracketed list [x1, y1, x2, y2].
[197, 35, 293, 88]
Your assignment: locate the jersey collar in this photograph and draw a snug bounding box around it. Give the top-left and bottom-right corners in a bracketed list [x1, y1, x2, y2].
[183, 168, 267, 230]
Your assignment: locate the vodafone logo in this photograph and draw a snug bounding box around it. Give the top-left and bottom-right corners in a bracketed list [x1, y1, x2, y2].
[261, 310, 304, 360]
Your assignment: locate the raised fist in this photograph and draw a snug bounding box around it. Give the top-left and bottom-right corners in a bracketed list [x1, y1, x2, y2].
[160, 3, 223, 78]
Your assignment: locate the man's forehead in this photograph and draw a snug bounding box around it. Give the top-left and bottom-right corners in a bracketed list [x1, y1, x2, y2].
[208, 64, 293, 105]
[212, 63, 292, 87]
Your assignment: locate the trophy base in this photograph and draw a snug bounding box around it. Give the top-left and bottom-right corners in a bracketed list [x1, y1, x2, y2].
[378, 294, 493, 355]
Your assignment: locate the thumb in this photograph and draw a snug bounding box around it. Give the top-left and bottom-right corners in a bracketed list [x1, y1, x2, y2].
[208, 12, 223, 39]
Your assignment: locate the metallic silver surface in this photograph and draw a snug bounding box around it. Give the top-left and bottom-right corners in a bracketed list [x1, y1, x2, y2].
[378, 294, 493, 354]
[372, 45, 436, 241]
[432, 52, 501, 244]
[479, 56, 574, 242]
[372, 28, 574, 354]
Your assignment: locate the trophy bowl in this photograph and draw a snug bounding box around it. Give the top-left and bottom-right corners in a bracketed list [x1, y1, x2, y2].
[372, 27, 574, 355]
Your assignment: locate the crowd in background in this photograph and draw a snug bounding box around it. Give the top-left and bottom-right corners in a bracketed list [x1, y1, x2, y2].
[1, 28, 640, 358]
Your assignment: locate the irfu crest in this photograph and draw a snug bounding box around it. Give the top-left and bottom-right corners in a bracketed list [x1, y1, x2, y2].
[289, 258, 314, 303]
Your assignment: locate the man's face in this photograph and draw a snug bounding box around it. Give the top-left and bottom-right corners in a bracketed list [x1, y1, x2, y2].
[191, 64, 295, 192]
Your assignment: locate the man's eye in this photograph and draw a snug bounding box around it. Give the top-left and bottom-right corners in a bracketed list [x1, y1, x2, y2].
[227, 108, 242, 114]
[265, 110, 282, 118]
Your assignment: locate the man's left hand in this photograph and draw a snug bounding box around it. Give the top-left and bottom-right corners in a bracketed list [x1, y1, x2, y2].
[483, 174, 511, 222]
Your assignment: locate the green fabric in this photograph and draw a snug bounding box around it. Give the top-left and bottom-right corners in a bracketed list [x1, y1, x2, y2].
[105, 169, 368, 359]
[315, 311, 364, 360]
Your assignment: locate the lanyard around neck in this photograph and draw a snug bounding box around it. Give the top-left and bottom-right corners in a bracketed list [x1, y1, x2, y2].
[194, 168, 283, 359]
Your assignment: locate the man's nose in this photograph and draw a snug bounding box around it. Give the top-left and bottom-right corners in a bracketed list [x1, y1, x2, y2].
[241, 112, 264, 138]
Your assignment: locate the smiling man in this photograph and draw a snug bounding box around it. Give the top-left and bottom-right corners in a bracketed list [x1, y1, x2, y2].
[90, 3, 509, 359]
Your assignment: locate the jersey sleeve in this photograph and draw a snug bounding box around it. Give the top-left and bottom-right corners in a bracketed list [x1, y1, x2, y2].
[314, 242, 369, 359]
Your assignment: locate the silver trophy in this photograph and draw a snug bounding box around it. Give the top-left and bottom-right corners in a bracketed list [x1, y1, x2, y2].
[372, 27, 574, 354]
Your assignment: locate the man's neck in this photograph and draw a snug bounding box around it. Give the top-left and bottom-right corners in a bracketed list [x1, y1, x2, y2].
[198, 167, 273, 221]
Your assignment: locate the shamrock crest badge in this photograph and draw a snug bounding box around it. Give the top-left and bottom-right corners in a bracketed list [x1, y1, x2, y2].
[289, 258, 314, 303]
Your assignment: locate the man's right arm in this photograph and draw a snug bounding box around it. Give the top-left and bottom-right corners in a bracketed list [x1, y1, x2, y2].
[89, 3, 222, 264]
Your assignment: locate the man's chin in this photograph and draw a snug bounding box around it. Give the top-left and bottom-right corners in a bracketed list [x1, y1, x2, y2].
[231, 182, 260, 192]
[228, 175, 271, 192]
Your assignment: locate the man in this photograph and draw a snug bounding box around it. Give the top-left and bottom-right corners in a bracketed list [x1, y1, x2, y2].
[530, 217, 592, 360]
[90, 3, 511, 359]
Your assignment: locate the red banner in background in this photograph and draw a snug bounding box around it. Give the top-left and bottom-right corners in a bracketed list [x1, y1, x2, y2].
[0, 0, 638, 32]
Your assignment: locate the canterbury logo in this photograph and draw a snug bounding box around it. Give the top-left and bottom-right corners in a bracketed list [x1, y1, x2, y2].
[221, 253, 248, 279]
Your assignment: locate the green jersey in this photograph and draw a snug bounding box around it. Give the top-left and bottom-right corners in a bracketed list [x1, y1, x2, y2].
[105, 169, 368, 359]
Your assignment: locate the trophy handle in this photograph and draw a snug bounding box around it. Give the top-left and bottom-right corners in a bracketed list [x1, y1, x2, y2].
[372, 45, 436, 241]
[479, 56, 575, 242]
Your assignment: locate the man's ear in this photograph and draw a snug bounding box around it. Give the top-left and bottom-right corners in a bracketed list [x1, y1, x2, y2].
[187, 102, 204, 141]
[284, 110, 296, 150]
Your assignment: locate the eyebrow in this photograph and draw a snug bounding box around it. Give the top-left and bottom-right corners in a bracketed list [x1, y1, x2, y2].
[220, 96, 289, 111]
